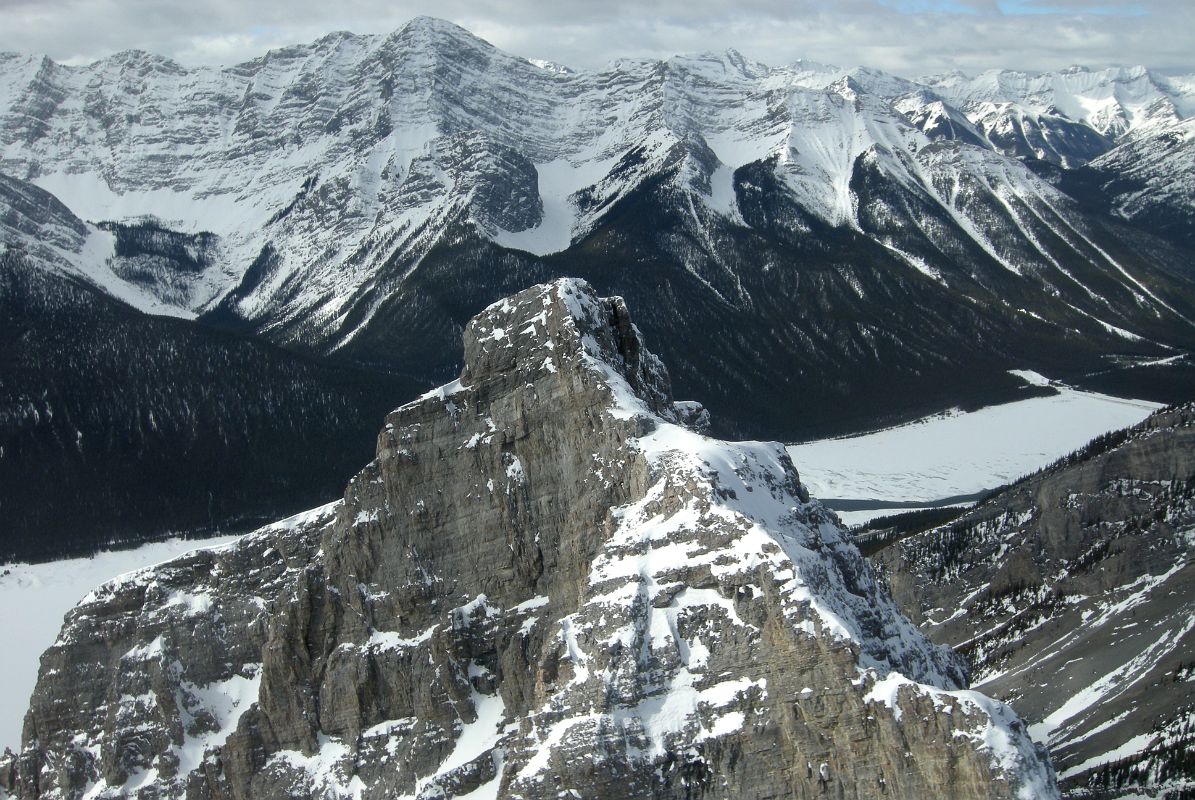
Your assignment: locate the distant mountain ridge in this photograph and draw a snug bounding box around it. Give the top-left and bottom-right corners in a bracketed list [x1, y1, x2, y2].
[2, 17, 1194, 439]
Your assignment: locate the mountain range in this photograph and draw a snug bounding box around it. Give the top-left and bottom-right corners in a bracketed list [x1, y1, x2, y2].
[1, 21, 1193, 797]
[2, 16, 1194, 446]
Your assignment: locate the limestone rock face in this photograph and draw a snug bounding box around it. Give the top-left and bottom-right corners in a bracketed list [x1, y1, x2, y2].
[0, 279, 1057, 799]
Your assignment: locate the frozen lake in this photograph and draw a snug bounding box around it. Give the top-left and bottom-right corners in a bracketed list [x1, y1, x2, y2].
[788, 371, 1162, 526]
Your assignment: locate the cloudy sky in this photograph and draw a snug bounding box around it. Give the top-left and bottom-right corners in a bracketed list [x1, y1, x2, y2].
[1, 0, 1191, 76]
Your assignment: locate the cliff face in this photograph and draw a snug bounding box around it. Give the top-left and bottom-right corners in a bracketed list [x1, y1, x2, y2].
[872, 405, 1195, 798]
[1, 279, 1057, 799]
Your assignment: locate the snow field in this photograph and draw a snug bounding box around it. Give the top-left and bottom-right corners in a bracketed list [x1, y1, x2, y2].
[787, 372, 1161, 524]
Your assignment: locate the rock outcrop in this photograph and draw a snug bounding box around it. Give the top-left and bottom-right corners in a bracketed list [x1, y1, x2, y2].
[872, 404, 1195, 798]
[0, 279, 1057, 799]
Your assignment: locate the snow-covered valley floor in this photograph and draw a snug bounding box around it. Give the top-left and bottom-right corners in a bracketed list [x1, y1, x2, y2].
[0, 535, 238, 753]
[787, 372, 1162, 526]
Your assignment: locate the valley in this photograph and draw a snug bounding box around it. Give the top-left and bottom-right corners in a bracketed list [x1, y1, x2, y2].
[1, 15, 1193, 800]
[790, 370, 1163, 525]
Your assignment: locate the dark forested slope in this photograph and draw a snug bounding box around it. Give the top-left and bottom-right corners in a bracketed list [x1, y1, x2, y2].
[0, 255, 419, 561]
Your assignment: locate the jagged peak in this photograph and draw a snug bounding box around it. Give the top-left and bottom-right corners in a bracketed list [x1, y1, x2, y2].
[844, 65, 922, 98]
[925, 67, 972, 81]
[305, 29, 374, 54]
[526, 58, 574, 75]
[15, 47, 187, 74]
[458, 278, 675, 418]
[97, 48, 186, 72]
[399, 14, 470, 34]
[827, 73, 865, 101]
[664, 49, 769, 80]
[0, 274, 1060, 800]
[785, 56, 843, 74]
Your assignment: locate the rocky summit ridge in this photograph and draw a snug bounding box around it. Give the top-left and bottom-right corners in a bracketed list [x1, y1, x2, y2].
[0, 279, 1057, 799]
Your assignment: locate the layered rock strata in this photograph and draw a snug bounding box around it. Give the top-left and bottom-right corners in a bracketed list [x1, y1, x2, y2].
[1, 279, 1057, 799]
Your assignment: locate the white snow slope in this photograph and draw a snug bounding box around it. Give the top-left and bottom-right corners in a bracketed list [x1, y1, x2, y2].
[787, 371, 1161, 524]
[0, 535, 237, 753]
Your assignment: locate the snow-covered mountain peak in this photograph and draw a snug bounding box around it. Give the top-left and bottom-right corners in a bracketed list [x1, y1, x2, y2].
[96, 48, 187, 73]
[663, 48, 772, 81]
[1, 18, 1192, 428]
[924, 63, 1190, 136]
[383, 14, 501, 57]
[459, 278, 677, 419]
[843, 65, 923, 99]
[397, 13, 480, 38]
[826, 73, 864, 101]
[782, 56, 843, 80]
[527, 58, 575, 75]
[225, 29, 374, 78]
[719, 47, 760, 74]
